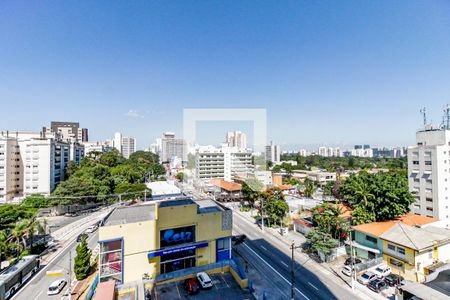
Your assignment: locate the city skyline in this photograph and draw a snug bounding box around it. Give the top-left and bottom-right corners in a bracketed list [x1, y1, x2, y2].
[1, 1, 450, 148]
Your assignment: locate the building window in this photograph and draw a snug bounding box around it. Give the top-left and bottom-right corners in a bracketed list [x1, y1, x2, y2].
[397, 247, 405, 255]
[413, 161, 419, 165]
[390, 258, 403, 268]
[99, 239, 123, 283]
[425, 161, 432, 165]
[388, 243, 396, 251]
[366, 235, 377, 244]
[216, 238, 231, 262]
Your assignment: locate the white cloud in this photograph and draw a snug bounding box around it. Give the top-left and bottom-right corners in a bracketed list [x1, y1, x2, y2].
[124, 109, 144, 118]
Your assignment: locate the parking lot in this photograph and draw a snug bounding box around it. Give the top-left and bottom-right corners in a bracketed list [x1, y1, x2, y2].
[153, 273, 252, 300]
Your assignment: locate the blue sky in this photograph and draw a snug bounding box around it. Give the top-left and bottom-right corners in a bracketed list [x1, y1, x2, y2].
[1, 1, 449, 150]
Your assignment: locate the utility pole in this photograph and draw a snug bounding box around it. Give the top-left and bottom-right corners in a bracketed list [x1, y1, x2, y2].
[349, 236, 355, 293]
[68, 250, 72, 296]
[290, 241, 301, 300]
[261, 196, 264, 231]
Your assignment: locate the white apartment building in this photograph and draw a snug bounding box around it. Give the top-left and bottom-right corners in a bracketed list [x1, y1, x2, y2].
[112, 132, 136, 159]
[226, 131, 247, 150]
[266, 141, 281, 164]
[0, 137, 21, 202]
[408, 127, 450, 227]
[161, 132, 187, 163]
[299, 149, 308, 157]
[113, 132, 122, 153]
[351, 148, 373, 158]
[82, 141, 113, 155]
[121, 136, 136, 159]
[49, 121, 88, 142]
[195, 145, 253, 181]
[318, 147, 327, 157]
[21, 138, 70, 196]
[0, 130, 84, 202]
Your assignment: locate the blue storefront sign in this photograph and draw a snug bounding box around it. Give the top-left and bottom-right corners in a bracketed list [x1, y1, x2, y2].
[148, 242, 209, 258]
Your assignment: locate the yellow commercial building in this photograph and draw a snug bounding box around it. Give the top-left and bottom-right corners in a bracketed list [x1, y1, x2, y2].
[98, 198, 233, 284]
[379, 223, 450, 282]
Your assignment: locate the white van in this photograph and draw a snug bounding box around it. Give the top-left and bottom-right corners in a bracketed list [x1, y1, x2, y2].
[196, 272, 213, 289]
[47, 279, 66, 295]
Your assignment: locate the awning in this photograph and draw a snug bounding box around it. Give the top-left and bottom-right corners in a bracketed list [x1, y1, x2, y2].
[148, 241, 209, 258]
[345, 240, 381, 254]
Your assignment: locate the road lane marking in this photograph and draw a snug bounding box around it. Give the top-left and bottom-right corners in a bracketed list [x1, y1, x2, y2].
[242, 243, 310, 300]
[33, 291, 43, 300]
[308, 282, 319, 291]
[281, 261, 289, 268]
[11, 217, 103, 300]
[260, 245, 267, 251]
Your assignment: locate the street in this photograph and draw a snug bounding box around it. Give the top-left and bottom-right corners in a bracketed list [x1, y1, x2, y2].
[11, 212, 104, 300]
[232, 210, 358, 300]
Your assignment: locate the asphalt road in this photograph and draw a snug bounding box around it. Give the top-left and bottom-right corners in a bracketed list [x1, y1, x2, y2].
[11, 222, 100, 300]
[232, 211, 356, 300]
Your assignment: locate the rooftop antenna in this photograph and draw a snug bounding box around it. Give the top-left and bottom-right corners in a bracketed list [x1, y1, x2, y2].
[443, 104, 450, 130]
[420, 107, 427, 127]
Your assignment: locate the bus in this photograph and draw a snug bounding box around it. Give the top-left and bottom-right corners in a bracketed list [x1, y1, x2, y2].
[0, 255, 40, 300]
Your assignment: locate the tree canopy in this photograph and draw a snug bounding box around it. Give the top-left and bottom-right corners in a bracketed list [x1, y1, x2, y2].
[340, 172, 414, 224]
[51, 150, 165, 205]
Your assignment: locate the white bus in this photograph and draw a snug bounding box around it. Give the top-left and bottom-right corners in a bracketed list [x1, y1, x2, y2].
[0, 255, 40, 300]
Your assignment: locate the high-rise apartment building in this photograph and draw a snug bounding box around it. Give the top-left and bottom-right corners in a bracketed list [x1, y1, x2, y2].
[408, 126, 450, 227]
[299, 149, 308, 157]
[0, 130, 83, 202]
[226, 131, 247, 150]
[265, 141, 280, 164]
[111, 132, 136, 159]
[50, 121, 88, 142]
[195, 145, 253, 181]
[161, 132, 187, 163]
[0, 136, 21, 202]
[122, 136, 136, 159]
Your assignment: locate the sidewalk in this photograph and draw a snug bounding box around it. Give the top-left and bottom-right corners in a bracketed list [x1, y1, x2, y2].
[230, 205, 387, 300]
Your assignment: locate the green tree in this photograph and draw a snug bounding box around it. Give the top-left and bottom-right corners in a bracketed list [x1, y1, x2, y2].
[311, 203, 350, 240]
[74, 235, 92, 280]
[22, 194, 49, 208]
[0, 231, 8, 267]
[175, 172, 186, 182]
[98, 149, 125, 167]
[351, 206, 376, 225]
[302, 178, 317, 198]
[306, 229, 339, 256]
[242, 178, 264, 205]
[341, 172, 414, 224]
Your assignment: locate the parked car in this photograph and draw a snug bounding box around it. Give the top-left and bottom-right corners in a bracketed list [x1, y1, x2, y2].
[85, 224, 98, 233]
[196, 272, 213, 289]
[358, 271, 377, 285]
[384, 273, 403, 286]
[76, 233, 87, 242]
[47, 279, 67, 295]
[341, 266, 353, 277]
[344, 257, 362, 266]
[367, 278, 388, 293]
[184, 278, 200, 295]
[373, 265, 391, 278]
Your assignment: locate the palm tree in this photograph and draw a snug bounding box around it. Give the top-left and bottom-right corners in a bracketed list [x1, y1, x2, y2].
[7, 222, 26, 257]
[354, 183, 375, 207]
[0, 230, 8, 269]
